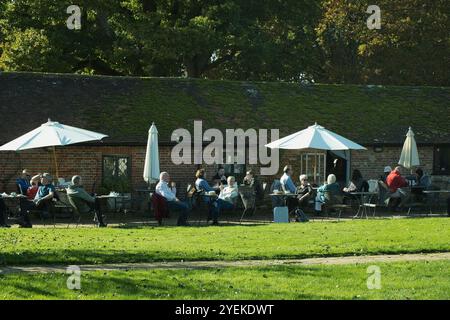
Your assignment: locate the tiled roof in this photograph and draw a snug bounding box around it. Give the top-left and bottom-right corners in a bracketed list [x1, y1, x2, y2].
[0, 72, 449, 146]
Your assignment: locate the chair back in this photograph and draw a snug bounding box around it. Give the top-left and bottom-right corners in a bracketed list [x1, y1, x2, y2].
[367, 180, 379, 193]
[239, 185, 256, 210]
[66, 196, 81, 215]
[323, 190, 342, 205]
[151, 192, 169, 222]
[270, 180, 281, 193]
[17, 184, 25, 196]
[186, 184, 196, 199]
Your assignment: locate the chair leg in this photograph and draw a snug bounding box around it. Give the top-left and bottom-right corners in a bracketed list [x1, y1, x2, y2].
[240, 208, 248, 224]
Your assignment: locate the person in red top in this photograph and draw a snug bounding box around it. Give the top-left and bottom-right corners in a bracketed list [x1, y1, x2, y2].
[386, 166, 408, 210]
[26, 174, 41, 200]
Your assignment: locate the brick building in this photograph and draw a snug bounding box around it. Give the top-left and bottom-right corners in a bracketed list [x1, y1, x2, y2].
[0, 72, 449, 197]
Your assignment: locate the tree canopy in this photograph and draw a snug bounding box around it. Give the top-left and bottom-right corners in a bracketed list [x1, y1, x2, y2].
[0, 0, 448, 86]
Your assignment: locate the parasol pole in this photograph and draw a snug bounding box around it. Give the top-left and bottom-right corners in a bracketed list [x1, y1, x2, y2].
[53, 146, 59, 178]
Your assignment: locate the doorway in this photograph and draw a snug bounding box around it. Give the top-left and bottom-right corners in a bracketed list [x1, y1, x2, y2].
[326, 151, 349, 187]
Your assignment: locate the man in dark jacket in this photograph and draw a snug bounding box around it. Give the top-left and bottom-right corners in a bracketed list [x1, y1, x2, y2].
[0, 197, 11, 228]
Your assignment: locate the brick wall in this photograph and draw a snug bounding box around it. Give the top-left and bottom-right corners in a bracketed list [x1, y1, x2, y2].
[351, 146, 434, 180]
[0, 144, 445, 197]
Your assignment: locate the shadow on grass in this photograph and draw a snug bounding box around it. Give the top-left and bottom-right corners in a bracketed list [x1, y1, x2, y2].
[1, 266, 341, 300]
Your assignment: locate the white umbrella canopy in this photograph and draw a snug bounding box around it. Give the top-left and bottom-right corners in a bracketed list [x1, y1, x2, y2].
[143, 123, 160, 184]
[265, 123, 366, 151]
[0, 119, 108, 151]
[0, 119, 108, 178]
[398, 127, 420, 169]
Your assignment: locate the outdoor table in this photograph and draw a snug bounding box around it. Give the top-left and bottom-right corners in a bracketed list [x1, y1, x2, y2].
[0, 194, 27, 217]
[0, 194, 27, 199]
[270, 193, 298, 208]
[423, 190, 450, 214]
[423, 190, 450, 194]
[134, 189, 152, 212]
[350, 192, 378, 219]
[201, 193, 219, 199]
[95, 195, 130, 214]
[269, 193, 298, 197]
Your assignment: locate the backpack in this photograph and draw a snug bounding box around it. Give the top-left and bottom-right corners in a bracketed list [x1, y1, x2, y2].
[294, 208, 309, 223]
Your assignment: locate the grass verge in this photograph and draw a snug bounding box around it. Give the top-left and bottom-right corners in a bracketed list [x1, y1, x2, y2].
[0, 218, 449, 266]
[1, 260, 449, 300]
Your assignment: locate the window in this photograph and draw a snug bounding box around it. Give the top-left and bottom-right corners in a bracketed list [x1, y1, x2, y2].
[102, 156, 131, 193]
[300, 153, 326, 184]
[223, 154, 246, 181]
[434, 146, 450, 175]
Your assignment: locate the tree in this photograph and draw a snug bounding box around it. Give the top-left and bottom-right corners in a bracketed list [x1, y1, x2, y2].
[0, 0, 323, 81]
[316, 0, 450, 86]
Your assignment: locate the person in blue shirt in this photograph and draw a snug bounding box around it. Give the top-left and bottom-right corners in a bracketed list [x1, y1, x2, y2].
[315, 174, 341, 212]
[280, 165, 298, 213]
[19, 173, 55, 228]
[195, 168, 216, 219]
[280, 165, 297, 194]
[411, 168, 432, 202]
[16, 169, 31, 195]
[415, 168, 431, 189]
[195, 169, 215, 194]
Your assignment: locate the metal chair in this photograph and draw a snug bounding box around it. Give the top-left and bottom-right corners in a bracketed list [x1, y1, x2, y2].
[239, 185, 256, 223]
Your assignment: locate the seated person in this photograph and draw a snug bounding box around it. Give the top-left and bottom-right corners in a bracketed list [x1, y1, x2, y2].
[0, 197, 11, 228]
[66, 175, 107, 227]
[380, 166, 392, 185]
[16, 169, 31, 196]
[411, 168, 431, 202]
[19, 173, 55, 227]
[195, 168, 216, 198]
[315, 174, 341, 212]
[243, 170, 264, 201]
[27, 174, 41, 200]
[386, 166, 408, 210]
[280, 165, 296, 194]
[212, 167, 228, 186]
[343, 170, 367, 193]
[280, 165, 298, 213]
[297, 175, 313, 208]
[156, 172, 191, 226]
[211, 176, 239, 225]
[416, 169, 431, 188]
[343, 169, 369, 203]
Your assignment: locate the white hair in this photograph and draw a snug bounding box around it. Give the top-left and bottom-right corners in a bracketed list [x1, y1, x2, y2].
[327, 174, 336, 184]
[42, 173, 53, 182]
[300, 174, 308, 181]
[160, 172, 169, 181]
[72, 175, 81, 185]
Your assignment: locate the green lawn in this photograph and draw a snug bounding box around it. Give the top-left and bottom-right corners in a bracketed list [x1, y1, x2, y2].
[1, 260, 449, 300]
[1, 218, 449, 266]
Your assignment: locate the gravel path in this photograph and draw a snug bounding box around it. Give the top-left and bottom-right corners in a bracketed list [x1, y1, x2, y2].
[1, 252, 449, 275]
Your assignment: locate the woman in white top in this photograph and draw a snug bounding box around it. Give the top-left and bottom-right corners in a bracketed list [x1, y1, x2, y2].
[211, 176, 239, 225]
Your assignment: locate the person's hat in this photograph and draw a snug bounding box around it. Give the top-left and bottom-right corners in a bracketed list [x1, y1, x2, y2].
[384, 166, 392, 173]
[42, 173, 53, 182]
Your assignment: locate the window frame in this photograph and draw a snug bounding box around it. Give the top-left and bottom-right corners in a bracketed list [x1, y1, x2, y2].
[101, 155, 132, 185]
[433, 146, 450, 175]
